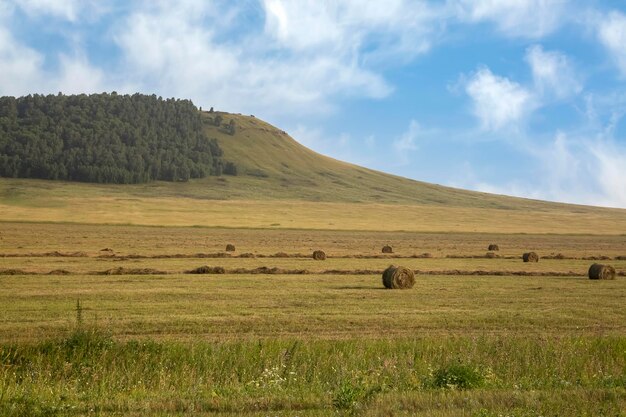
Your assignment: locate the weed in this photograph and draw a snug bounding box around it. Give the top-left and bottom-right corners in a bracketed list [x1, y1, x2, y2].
[429, 362, 485, 390]
[332, 381, 380, 415]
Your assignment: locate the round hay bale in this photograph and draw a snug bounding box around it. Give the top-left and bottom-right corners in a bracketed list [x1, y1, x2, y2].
[382, 245, 393, 254]
[225, 244, 236, 252]
[588, 263, 616, 280]
[523, 252, 539, 262]
[488, 244, 499, 251]
[312, 250, 326, 261]
[382, 265, 415, 289]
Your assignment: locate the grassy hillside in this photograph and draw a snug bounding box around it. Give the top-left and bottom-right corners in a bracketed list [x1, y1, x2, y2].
[1, 110, 625, 233]
[203, 112, 572, 209]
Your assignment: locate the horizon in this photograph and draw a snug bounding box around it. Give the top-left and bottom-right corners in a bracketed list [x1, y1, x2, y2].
[1, 1, 626, 208]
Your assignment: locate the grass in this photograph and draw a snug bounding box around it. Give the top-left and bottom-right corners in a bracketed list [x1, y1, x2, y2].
[2, 331, 625, 416]
[2, 182, 625, 234]
[1, 223, 626, 415]
[2, 271, 626, 342]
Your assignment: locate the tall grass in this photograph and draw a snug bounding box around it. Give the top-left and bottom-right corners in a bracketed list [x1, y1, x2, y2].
[1, 331, 625, 416]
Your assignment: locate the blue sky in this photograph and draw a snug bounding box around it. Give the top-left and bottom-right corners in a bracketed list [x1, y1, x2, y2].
[1, 1, 626, 207]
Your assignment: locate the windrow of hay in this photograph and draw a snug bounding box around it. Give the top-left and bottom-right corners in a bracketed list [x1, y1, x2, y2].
[94, 267, 167, 275]
[47, 269, 71, 275]
[188, 266, 226, 274]
[0, 269, 29, 275]
[447, 254, 509, 259]
[382, 245, 393, 254]
[0, 251, 89, 258]
[488, 244, 499, 251]
[3, 250, 622, 260]
[3, 266, 622, 277]
[382, 265, 415, 289]
[523, 252, 539, 262]
[186, 266, 308, 275]
[588, 263, 616, 280]
[312, 250, 326, 260]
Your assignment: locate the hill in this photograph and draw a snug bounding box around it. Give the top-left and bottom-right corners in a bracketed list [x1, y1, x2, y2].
[1, 108, 626, 234]
[198, 112, 572, 209]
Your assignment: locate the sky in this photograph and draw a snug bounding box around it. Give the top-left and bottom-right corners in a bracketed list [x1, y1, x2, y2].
[1, 0, 626, 208]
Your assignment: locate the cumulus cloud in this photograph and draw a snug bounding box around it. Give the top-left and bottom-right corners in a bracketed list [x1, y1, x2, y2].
[0, 27, 45, 95]
[525, 45, 582, 99]
[54, 55, 105, 94]
[453, 0, 566, 38]
[262, 0, 439, 57]
[597, 10, 626, 77]
[109, 1, 402, 116]
[393, 120, 420, 152]
[463, 45, 582, 131]
[465, 67, 534, 131]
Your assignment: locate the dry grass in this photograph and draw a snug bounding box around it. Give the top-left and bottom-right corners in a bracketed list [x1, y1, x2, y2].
[1, 270, 625, 343]
[2, 222, 626, 257]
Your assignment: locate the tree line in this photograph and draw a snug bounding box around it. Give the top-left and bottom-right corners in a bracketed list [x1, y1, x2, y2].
[0, 93, 232, 183]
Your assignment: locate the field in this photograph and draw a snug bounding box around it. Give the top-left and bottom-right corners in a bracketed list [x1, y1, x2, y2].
[1, 222, 626, 416]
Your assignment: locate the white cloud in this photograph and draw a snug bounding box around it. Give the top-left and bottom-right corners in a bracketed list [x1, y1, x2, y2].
[262, 0, 439, 58]
[393, 120, 420, 152]
[597, 10, 626, 77]
[589, 142, 626, 208]
[465, 67, 534, 131]
[0, 27, 45, 96]
[55, 55, 105, 94]
[112, 2, 393, 116]
[468, 131, 626, 208]
[453, 0, 566, 38]
[525, 45, 581, 99]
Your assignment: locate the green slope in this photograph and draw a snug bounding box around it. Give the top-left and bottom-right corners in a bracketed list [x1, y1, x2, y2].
[197, 112, 585, 211]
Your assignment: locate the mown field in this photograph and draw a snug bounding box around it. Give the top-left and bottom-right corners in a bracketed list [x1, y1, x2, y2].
[1, 222, 626, 416]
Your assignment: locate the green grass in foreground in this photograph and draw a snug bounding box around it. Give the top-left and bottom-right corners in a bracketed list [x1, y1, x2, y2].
[2, 328, 626, 417]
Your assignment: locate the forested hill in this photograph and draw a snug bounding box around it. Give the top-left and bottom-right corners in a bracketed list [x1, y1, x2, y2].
[0, 93, 226, 184]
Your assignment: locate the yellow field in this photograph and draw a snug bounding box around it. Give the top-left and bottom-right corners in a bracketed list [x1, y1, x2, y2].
[2, 188, 626, 234]
[1, 222, 625, 343]
[1, 222, 626, 415]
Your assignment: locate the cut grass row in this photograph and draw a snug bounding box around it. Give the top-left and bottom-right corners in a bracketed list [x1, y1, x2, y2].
[1, 256, 624, 276]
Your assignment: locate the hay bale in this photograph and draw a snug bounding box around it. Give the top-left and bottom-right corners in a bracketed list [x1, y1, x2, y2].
[382, 245, 393, 254]
[488, 244, 499, 251]
[588, 263, 616, 280]
[523, 252, 539, 262]
[225, 244, 236, 252]
[312, 250, 326, 260]
[382, 265, 415, 289]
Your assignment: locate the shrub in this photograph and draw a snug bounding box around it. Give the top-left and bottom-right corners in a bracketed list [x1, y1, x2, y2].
[430, 363, 485, 389]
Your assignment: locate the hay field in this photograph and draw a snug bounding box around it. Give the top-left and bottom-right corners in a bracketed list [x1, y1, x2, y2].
[1, 222, 626, 416]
